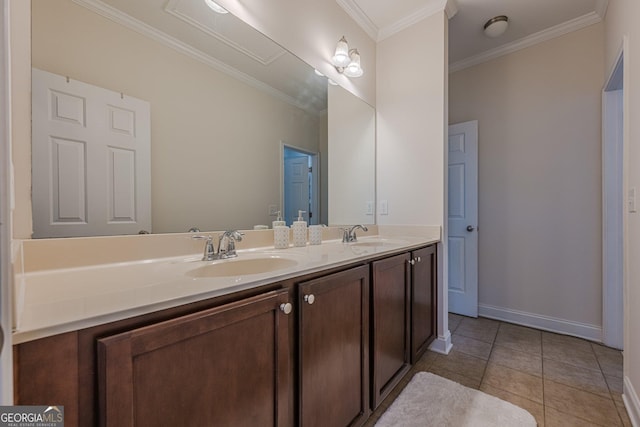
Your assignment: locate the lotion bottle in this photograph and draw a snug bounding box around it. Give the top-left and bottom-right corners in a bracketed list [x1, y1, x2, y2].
[272, 211, 285, 228]
[292, 210, 307, 247]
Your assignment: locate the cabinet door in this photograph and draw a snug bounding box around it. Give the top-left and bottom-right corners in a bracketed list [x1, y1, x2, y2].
[97, 290, 292, 427]
[371, 253, 411, 409]
[411, 245, 437, 363]
[298, 265, 369, 427]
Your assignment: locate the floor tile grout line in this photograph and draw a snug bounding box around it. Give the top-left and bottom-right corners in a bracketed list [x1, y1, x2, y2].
[445, 315, 624, 426]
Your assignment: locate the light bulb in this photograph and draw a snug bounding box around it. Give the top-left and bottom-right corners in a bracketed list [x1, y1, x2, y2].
[205, 0, 229, 14]
[343, 49, 363, 78]
[331, 36, 351, 68]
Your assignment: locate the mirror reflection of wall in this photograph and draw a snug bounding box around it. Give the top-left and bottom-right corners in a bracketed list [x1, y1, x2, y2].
[328, 84, 376, 225]
[31, 0, 374, 238]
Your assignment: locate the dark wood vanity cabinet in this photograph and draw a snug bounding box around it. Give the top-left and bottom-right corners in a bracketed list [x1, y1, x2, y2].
[14, 244, 438, 427]
[410, 245, 437, 363]
[371, 253, 412, 409]
[97, 289, 292, 427]
[298, 265, 370, 427]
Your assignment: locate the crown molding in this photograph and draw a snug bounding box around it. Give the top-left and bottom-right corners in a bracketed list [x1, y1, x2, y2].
[164, 0, 286, 66]
[336, 0, 451, 42]
[444, 0, 459, 20]
[378, 0, 447, 42]
[334, 0, 378, 41]
[70, 0, 322, 115]
[595, 0, 609, 19]
[449, 11, 603, 73]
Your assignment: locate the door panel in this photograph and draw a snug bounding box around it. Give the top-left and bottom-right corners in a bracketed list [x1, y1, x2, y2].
[411, 246, 437, 363]
[284, 155, 310, 225]
[371, 254, 410, 409]
[447, 120, 478, 317]
[298, 266, 369, 427]
[98, 290, 291, 427]
[32, 68, 151, 237]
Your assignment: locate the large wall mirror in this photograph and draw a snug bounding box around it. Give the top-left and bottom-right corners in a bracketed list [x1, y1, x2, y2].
[31, 0, 375, 238]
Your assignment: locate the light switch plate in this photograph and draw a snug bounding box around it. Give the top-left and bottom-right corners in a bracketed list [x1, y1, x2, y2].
[380, 200, 388, 215]
[365, 201, 374, 215]
[629, 187, 637, 213]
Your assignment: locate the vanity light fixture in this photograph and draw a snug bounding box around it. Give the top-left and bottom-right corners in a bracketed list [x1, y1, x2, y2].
[483, 15, 508, 38]
[205, 0, 229, 14]
[331, 36, 364, 78]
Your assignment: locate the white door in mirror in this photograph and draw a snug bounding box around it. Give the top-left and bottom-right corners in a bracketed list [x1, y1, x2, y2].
[32, 68, 151, 237]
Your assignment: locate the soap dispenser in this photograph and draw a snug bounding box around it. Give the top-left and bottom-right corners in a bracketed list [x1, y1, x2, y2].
[272, 211, 285, 228]
[292, 210, 308, 247]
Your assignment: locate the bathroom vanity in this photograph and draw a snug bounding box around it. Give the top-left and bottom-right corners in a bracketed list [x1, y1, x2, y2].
[13, 230, 438, 426]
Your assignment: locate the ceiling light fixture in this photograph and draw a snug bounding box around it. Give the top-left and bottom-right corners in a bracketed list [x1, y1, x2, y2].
[331, 36, 364, 78]
[205, 0, 229, 14]
[483, 15, 508, 38]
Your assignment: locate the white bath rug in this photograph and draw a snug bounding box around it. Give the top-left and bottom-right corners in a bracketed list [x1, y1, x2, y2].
[375, 372, 537, 427]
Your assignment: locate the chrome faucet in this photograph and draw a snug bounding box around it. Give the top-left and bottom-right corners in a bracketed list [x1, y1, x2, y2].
[342, 225, 368, 243]
[193, 235, 217, 261]
[218, 230, 244, 259]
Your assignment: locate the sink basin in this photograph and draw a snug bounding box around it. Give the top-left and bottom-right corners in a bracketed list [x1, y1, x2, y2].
[186, 256, 299, 278]
[349, 238, 409, 248]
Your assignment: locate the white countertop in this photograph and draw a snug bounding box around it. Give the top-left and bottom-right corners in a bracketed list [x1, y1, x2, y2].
[13, 233, 439, 344]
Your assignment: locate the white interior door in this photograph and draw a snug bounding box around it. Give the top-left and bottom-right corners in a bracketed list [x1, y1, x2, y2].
[284, 155, 310, 225]
[448, 121, 479, 317]
[32, 68, 151, 237]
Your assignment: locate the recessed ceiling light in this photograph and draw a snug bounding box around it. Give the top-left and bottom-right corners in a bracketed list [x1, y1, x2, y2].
[483, 15, 508, 38]
[205, 0, 229, 14]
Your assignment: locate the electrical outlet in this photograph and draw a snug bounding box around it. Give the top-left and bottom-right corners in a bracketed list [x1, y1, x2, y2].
[268, 204, 278, 216]
[629, 188, 638, 213]
[380, 200, 388, 215]
[366, 201, 374, 215]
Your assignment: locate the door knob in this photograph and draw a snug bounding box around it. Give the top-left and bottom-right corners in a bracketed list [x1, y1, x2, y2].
[304, 294, 315, 305]
[279, 302, 293, 315]
[466, 225, 475, 232]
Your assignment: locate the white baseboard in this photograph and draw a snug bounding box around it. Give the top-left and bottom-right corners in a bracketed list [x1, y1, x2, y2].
[624, 376, 640, 427]
[429, 331, 452, 355]
[478, 303, 602, 342]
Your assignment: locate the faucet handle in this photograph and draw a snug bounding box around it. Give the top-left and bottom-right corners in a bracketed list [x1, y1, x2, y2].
[192, 235, 216, 261]
[341, 228, 351, 243]
[218, 230, 245, 259]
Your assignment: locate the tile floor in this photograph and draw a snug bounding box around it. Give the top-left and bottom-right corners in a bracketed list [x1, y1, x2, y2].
[365, 314, 631, 427]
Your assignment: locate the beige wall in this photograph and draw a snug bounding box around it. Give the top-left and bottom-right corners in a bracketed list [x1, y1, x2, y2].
[449, 24, 604, 333]
[376, 11, 446, 227]
[32, 0, 322, 233]
[604, 0, 640, 421]
[10, 1, 31, 239]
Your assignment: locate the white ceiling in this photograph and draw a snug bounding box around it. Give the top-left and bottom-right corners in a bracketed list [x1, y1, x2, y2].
[338, 0, 608, 71]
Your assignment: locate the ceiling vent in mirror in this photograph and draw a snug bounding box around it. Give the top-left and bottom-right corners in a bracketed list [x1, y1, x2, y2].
[205, 0, 229, 14]
[331, 36, 364, 78]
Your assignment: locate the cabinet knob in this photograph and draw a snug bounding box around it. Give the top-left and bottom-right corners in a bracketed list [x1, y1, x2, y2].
[279, 302, 293, 315]
[416, 256, 421, 263]
[304, 294, 315, 305]
[408, 259, 415, 266]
